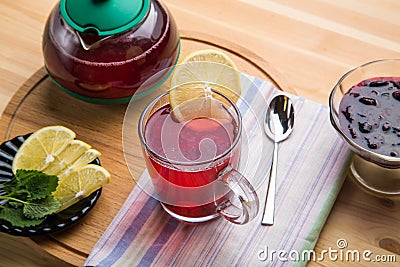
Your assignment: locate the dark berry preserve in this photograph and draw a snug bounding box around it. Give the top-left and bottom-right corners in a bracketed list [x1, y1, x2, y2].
[338, 77, 400, 158]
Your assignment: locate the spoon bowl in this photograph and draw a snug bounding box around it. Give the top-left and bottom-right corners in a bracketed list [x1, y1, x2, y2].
[261, 94, 294, 225]
[264, 95, 295, 142]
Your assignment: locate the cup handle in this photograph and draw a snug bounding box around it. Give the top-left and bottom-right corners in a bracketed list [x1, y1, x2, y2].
[216, 165, 259, 224]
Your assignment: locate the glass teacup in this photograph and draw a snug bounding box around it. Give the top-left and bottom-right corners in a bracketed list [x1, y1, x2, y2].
[137, 83, 259, 224]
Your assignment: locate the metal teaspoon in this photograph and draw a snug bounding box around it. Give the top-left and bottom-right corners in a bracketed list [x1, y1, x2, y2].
[261, 94, 295, 225]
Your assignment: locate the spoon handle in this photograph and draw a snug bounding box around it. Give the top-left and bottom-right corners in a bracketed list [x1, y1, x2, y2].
[261, 141, 278, 225]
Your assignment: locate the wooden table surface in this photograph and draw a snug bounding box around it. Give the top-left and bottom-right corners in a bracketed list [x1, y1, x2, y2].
[1, 0, 400, 266]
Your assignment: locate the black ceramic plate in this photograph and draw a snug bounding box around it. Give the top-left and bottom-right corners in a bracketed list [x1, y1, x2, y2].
[0, 134, 102, 236]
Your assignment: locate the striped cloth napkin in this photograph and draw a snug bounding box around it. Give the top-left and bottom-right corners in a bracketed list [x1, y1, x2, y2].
[85, 74, 352, 267]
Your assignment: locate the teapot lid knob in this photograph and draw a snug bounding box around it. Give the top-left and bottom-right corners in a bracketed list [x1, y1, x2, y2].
[60, 0, 150, 36]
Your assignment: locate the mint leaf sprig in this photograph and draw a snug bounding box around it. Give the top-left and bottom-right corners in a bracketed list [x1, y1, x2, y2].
[0, 169, 61, 228]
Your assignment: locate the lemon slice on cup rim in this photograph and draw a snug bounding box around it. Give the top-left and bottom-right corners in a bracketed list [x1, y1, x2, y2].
[169, 49, 242, 121]
[169, 82, 239, 122]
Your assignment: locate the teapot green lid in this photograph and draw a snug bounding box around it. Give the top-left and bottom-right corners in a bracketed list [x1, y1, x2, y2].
[60, 0, 150, 36]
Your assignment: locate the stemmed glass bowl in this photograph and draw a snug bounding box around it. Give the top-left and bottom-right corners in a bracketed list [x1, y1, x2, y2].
[329, 59, 400, 197]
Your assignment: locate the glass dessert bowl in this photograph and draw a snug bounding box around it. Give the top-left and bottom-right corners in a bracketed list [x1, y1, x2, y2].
[329, 59, 400, 197]
[42, 0, 180, 104]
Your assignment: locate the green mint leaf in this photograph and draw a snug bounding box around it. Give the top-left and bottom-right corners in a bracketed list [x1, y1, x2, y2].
[0, 207, 45, 228]
[2, 177, 19, 194]
[15, 169, 45, 184]
[8, 201, 23, 208]
[23, 196, 61, 219]
[0, 170, 61, 227]
[16, 169, 59, 201]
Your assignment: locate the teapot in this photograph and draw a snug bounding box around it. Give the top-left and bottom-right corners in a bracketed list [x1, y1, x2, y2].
[43, 0, 180, 104]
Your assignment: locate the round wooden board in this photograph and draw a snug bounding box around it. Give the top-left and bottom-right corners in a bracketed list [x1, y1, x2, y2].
[0, 34, 290, 266]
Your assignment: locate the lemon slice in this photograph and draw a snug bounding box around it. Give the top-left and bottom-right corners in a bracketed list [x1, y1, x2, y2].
[53, 164, 111, 211]
[171, 83, 234, 122]
[12, 126, 76, 173]
[58, 149, 101, 180]
[11, 125, 110, 211]
[42, 140, 91, 176]
[170, 49, 241, 102]
[169, 50, 241, 121]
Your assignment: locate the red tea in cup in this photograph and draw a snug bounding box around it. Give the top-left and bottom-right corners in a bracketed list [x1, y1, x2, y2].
[144, 102, 238, 219]
[138, 84, 259, 224]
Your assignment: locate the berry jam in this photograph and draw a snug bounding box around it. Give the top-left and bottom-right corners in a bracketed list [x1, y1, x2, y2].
[339, 77, 400, 158]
